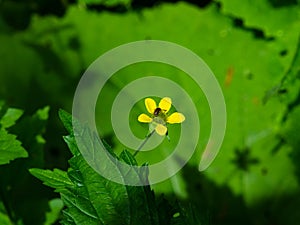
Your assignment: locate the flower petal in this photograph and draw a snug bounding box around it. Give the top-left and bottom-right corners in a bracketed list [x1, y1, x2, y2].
[145, 98, 157, 114]
[167, 112, 185, 124]
[155, 124, 168, 136]
[159, 97, 172, 113]
[138, 114, 152, 123]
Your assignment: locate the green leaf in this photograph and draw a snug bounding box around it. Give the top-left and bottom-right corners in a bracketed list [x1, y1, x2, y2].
[19, 4, 299, 223]
[60, 111, 160, 224]
[216, 0, 300, 37]
[0, 211, 13, 225]
[59, 109, 74, 136]
[119, 150, 160, 225]
[282, 105, 300, 183]
[61, 133, 130, 225]
[119, 149, 138, 166]
[0, 104, 27, 165]
[8, 105, 50, 166]
[31, 110, 196, 225]
[29, 168, 73, 190]
[44, 199, 64, 225]
[277, 36, 300, 105]
[0, 108, 23, 129]
[0, 127, 28, 165]
[52, 2, 297, 203]
[36, 106, 50, 121]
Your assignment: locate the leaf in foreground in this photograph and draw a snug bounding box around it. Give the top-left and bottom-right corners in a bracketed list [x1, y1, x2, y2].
[0, 103, 27, 165]
[31, 110, 195, 225]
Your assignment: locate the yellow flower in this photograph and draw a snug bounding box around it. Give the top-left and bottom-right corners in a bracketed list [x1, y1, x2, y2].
[138, 97, 185, 136]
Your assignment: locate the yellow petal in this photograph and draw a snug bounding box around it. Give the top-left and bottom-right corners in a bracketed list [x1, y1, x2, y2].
[155, 124, 168, 136]
[138, 114, 152, 123]
[167, 112, 185, 124]
[145, 98, 157, 114]
[159, 97, 172, 113]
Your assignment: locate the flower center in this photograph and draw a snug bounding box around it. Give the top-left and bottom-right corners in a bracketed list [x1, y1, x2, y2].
[153, 116, 166, 125]
[153, 107, 168, 122]
[154, 107, 162, 116]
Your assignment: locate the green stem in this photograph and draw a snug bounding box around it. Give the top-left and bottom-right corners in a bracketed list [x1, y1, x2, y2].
[133, 130, 155, 157]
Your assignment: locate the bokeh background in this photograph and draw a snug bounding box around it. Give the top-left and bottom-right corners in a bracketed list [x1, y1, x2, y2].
[1, 0, 300, 224]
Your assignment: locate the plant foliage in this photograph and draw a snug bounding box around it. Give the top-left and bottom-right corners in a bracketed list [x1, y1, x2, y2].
[30, 110, 205, 225]
[1, 0, 300, 224]
[0, 102, 27, 165]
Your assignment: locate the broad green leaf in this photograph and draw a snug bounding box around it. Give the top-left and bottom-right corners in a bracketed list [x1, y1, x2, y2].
[44, 199, 64, 225]
[282, 105, 300, 183]
[36, 106, 50, 121]
[216, 0, 300, 37]
[275, 37, 300, 105]
[0, 127, 28, 165]
[0, 211, 13, 225]
[29, 168, 73, 190]
[61, 131, 130, 225]
[19, 2, 300, 214]
[34, 111, 131, 224]
[59, 109, 74, 136]
[32, 110, 193, 225]
[119, 150, 160, 225]
[0, 104, 27, 165]
[265, 37, 300, 187]
[61, 149, 126, 223]
[60, 119, 192, 225]
[47, 2, 297, 204]
[0, 108, 23, 129]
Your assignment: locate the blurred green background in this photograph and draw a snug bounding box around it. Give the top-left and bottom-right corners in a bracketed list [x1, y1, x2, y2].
[1, 0, 300, 224]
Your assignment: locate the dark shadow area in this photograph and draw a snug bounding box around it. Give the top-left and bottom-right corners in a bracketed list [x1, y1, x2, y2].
[81, 0, 212, 13]
[0, 112, 58, 225]
[232, 18, 275, 41]
[172, 163, 300, 225]
[0, 0, 76, 30]
[86, 0, 213, 13]
[231, 147, 260, 172]
[268, 0, 298, 8]
[85, 3, 128, 13]
[0, 43, 81, 171]
[291, 147, 300, 185]
[0, 0, 213, 30]
[131, 0, 212, 10]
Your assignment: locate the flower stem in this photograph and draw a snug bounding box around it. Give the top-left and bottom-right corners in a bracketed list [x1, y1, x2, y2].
[133, 130, 155, 157]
